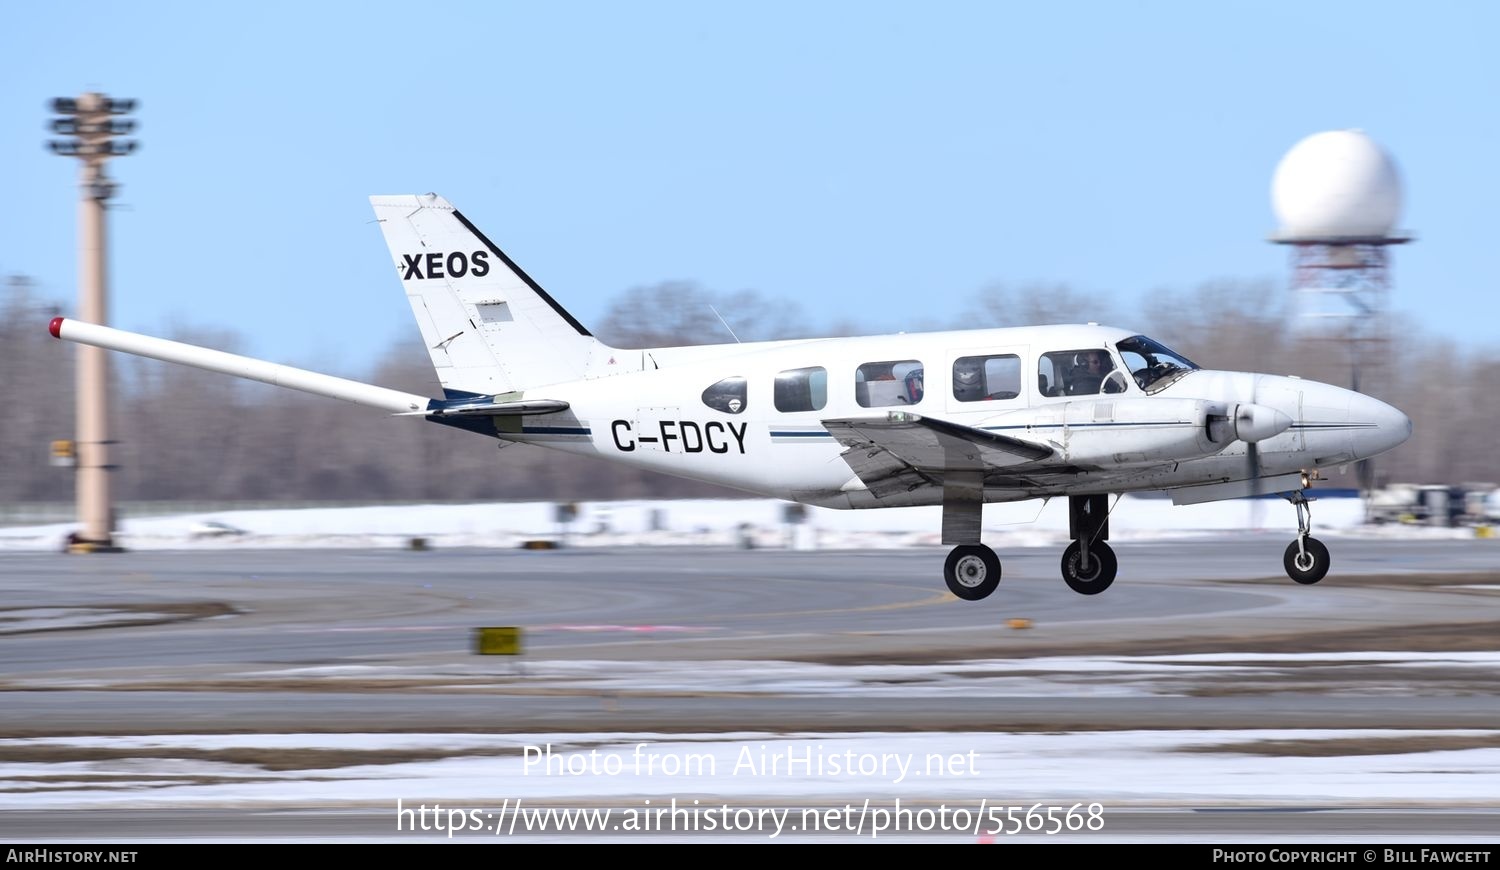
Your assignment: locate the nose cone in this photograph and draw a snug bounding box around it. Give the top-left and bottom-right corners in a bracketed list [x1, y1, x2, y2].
[1350, 392, 1412, 459]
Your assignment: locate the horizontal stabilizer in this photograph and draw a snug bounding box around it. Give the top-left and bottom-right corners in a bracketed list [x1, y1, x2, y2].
[49, 318, 432, 414]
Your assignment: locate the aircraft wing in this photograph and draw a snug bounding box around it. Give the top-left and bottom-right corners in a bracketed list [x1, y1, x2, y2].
[823, 412, 1053, 497]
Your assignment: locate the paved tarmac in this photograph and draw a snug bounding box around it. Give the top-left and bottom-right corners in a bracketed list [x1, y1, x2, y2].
[3, 539, 1499, 729]
[2, 537, 1497, 842]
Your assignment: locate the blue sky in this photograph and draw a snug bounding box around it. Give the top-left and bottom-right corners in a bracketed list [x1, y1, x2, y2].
[3, 2, 1496, 373]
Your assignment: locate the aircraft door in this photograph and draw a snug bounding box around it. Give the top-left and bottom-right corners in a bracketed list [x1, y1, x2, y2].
[945, 346, 1029, 414]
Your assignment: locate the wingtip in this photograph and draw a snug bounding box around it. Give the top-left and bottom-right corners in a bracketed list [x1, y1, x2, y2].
[48, 317, 63, 339]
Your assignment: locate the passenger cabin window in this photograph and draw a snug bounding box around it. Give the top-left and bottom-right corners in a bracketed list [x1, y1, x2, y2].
[855, 360, 924, 408]
[774, 366, 828, 412]
[701, 376, 747, 414]
[1039, 349, 1127, 397]
[952, 354, 1021, 402]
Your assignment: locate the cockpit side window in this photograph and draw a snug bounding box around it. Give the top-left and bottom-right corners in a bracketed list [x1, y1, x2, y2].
[1115, 335, 1199, 393]
[1039, 349, 1125, 397]
[701, 376, 747, 414]
[953, 354, 1021, 402]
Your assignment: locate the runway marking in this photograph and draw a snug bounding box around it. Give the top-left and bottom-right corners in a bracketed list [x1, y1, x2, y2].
[537, 624, 716, 634]
[277, 624, 721, 635]
[300, 626, 455, 633]
[843, 590, 958, 614]
[751, 589, 956, 620]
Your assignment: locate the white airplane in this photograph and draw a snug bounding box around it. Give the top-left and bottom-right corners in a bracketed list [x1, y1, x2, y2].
[50, 193, 1412, 600]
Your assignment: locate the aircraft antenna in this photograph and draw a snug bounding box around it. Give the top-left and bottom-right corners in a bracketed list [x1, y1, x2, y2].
[709, 305, 742, 343]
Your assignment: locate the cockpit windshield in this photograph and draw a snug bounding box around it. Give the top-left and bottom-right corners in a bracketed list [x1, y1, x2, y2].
[1115, 335, 1200, 393]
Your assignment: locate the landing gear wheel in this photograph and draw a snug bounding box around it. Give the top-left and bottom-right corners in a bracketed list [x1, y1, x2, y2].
[944, 544, 1001, 601]
[1283, 537, 1330, 585]
[1061, 540, 1117, 595]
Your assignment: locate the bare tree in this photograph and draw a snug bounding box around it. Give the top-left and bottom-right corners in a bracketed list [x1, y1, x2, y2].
[597, 282, 807, 347]
[1138, 278, 1289, 374]
[963, 281, 1117, 329]
[0, 276, 74, 500]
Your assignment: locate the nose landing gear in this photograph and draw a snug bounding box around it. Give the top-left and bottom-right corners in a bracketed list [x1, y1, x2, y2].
[1061, 538, 1117, 594]
[1062, 494, 1118, 594]
[1283, 490, 1330, 585]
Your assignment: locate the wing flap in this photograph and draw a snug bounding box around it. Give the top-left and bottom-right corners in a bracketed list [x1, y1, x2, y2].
[823, 412, 1053, 494]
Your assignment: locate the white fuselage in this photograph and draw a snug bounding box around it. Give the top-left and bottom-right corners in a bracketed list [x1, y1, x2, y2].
[493, 323, 1410, 508]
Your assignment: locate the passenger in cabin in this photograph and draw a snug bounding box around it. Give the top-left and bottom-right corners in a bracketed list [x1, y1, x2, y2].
[903, 367, 925, 403]
[953, 359, 986, 401]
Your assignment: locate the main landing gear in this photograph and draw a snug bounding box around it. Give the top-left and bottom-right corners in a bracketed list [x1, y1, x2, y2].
[940, 490, 1121, 601]
[1283, 489, 1330, 585]
[940, 472, 1002, 600]
[944, 544, 1001, 600]
[1061, 494, 1116, 595]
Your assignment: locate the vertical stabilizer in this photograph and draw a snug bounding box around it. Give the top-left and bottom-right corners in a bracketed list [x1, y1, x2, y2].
[370, 194, 605, 394]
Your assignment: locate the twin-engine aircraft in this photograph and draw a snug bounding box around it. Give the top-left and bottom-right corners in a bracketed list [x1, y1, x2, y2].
[50, 194, 1411, 601]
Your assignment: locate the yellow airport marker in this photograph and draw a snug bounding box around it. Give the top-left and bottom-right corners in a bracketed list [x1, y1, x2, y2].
[476, 626, 522, 655]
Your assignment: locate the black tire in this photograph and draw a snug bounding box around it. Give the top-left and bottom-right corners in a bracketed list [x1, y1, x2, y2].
[944, 544, 1001, 601]
[1061, 540, 1117, 595]
[1283, 537, 1330, 585]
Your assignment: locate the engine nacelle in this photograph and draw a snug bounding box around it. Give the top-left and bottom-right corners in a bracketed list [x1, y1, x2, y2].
[1206, 402, 1294, 445]
[980, 398, 1228, 465]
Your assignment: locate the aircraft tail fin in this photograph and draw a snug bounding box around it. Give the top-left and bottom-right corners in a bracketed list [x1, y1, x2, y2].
[370, 194, 608, 395]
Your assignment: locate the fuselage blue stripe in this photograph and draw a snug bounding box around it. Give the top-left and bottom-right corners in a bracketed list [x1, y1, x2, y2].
[566, 421, 1373, 440]
[983, 421, 1183, 431]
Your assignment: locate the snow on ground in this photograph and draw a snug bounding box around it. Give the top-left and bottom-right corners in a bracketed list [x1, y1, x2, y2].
[4, 729, 1499, 809]
[209, 651, 1500, 700]
[4, 653, 1500, 810]
[1, 494, 1468, 552]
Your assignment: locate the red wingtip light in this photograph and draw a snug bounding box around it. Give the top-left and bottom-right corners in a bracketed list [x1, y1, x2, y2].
[49, 317, 64, 339]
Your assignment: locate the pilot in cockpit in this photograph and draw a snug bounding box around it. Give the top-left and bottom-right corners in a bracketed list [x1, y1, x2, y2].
[1068, 350, 1111, 395]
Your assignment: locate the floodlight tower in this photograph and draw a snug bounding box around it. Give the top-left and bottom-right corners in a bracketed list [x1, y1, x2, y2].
[1270, 129, 1411, 493]
[48, 93, 138, 551]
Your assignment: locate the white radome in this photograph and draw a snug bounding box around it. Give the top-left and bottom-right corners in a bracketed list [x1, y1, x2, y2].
[1272, 129, 1403, 239]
